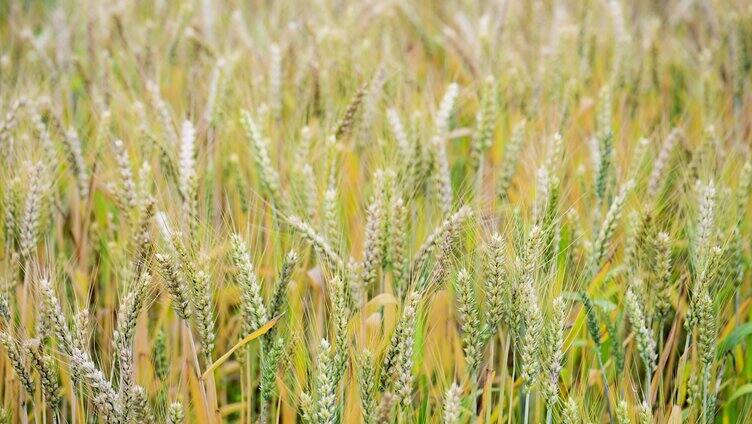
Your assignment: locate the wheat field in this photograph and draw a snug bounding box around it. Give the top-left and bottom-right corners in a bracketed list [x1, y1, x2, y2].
[1, 0, 752, 423]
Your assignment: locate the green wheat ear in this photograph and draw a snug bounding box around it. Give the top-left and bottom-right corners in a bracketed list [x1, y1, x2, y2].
[152, 330, 169, 381]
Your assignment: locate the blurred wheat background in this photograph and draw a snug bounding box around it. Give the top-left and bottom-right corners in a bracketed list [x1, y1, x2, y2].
[1, 0, 752, 423]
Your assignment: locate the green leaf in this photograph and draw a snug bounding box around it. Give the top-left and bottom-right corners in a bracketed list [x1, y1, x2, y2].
[717, 323, 752, 359]
[727, 384, 752, 404]
[418, 375, 429, 423]
[561, 291, 616, 312]
[201, 315, 281, 380]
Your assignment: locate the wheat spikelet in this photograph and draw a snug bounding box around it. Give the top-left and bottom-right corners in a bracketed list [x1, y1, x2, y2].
[647, 129, 680, 198]
[442, 382, 462, 424]
[268, 250, 298, 318]
[334, 83, 367, 140]
[259, 336, 284, 423]
[166, 401, 185, 424]
[288, 214, 343, 270]
[412, 206, 472, 276]
[429, 83, 459, 214]
[590, 179, 634, 273]
[191, 270, 215, 361]
[25, 338, 62, 409]
[454, 268, 483, 374]
[62, 128, 89, 199]
[313, 339, 338, 424]
[625, 280, 657, 378]
[146, 81, 179, 147]
[469, 76, 497, 174]
[240, 109, 286, 210]
[358, 350, 377, 424]
[38, 277, 74, 355]
[0, 332, 35, 395]
[19, 162, 47, 259]
[497, 121, 526, 201]
[541, 297, 566, 410]
[70, 346, 122, 422]
[155, 253, 192, 320]
[230, 234, 268, 334]
[269, 43, 283, 120]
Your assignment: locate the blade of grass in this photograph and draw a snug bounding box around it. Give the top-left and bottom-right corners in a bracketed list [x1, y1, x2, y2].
[201, 315, 282, 381]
